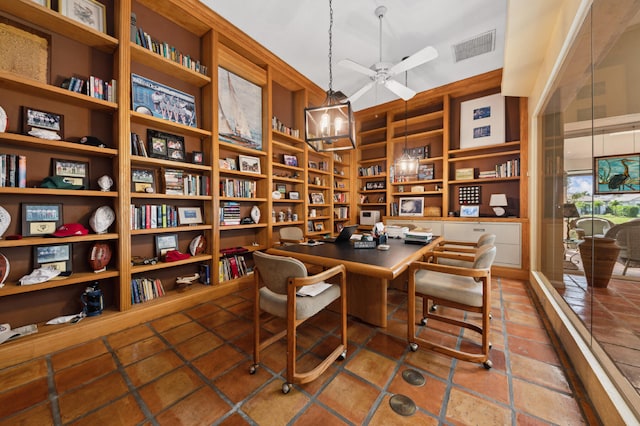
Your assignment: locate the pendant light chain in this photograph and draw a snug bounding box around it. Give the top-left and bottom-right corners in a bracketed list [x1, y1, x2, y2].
[328, 0, 334, 97]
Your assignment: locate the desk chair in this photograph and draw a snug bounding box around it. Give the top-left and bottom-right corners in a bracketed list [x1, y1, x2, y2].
[278, 226, 305, 246]
[430, 233, 496, 265]
[408, 245, 496, 368]
[251, 251, 347, 393]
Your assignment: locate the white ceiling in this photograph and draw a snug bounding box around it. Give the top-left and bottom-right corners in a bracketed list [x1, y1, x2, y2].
[200, 0, 507, 111]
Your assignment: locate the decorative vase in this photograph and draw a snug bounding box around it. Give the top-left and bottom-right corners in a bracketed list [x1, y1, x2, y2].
[579, 237, 620, 288]
[250, 205, 260, 224]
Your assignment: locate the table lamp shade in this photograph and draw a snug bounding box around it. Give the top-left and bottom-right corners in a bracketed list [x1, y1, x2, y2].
[489, 193, 508, 216]
[563, 203, 580, 218]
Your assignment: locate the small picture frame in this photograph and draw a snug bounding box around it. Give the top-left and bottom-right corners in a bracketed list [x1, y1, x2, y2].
[52, 158, 90, 188]
[365, 181, 386, 190]
[238, 155, 261, 174]
[314, 222, 324, 232]
[288, 191, 300, 200]
[227, 157, 237, 170]
[310, 192, 325, 204]
[33, 244, 72, 276]
[21, 203, 63, 236]
[308, 161, 318, 169]
[155, 233, 178, 258]
[460, 205, 480, 218]
[418, 164, 435, 180]
[58, 0, 106, 33]
[131, 168, 156, 193]
[147, 130, 185, 162]
[399, 197, 425, 216]
[276, 184, 287, 195]
[22, 106, 64, 140]
[177, 207, 204, 225]
[283, 154, 298, 167]
[191, 151, 204, 164]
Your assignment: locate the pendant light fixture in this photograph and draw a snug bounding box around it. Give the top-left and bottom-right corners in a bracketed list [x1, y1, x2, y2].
[304, 0, 356, 152]
[394, 66, 419, 176]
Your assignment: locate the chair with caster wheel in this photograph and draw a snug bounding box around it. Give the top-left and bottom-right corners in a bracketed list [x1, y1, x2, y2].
[428, 233, 495, 266]
[407, 245, 496, 369]
[250, 250, 347, 393]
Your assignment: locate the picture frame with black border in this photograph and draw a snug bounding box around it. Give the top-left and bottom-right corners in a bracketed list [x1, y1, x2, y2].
[33, 243, 72, 276]
[58, 0, 106, 33]
[22, 106, 64, 140]
[238, 154, 261, 174]
[283, 154, 298, 167]
[288, 191, 300, 200]
[51, 158, 89, 188]
[191, 151, 204, 164]
[314, 221, 324, 232]
[310, 192, 325, 204]
[365, 181, 386, 190]
[21, 203, 63, 236]
[131, 168, 156, 193]
[399, 197, 424, 216]
[308, 160, 318, 169]
[276, 184, 286, 195]
[155, 233, 178, 258]
[177, 207, 203, 225]
[460, 205, 480, 217]
[147, 129, 185, 162]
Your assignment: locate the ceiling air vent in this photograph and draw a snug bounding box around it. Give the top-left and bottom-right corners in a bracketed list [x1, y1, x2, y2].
[452, 30, 496, 62]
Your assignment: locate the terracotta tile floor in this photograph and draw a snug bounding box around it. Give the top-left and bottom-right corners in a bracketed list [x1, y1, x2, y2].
[0, 277, 601, 425]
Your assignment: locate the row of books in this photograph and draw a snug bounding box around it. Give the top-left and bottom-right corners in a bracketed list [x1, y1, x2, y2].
[163, 169, 210, 196]
[220, 178, 256, 198]
[131, 278, 165, 305]
[130, 204, 179, 230]
[334, 206, 349, 219]
[61, 76, 117, 102]
[133, 27, 208, 76]
[219, 254, 249, 281]
[220, 202, 240, 225]
[479, 159, 520, 178]
[333, 192, 348, 203]
[359, 164, 384, 176]
[130, 132, 148, 157]
[271, 116, 300, 138]
[0, 154, 26, 188]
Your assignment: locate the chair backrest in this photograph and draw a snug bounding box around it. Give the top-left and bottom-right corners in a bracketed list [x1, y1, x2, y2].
[605, 219, 640, 262]
[279, 226, 304, 244]
[253, 251, 307, 295]
[572, 217, 614, 236]
[472, 245, 497, 270]
[476, 233, 496, 248]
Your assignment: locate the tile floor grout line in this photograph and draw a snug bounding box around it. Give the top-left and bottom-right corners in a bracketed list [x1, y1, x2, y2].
[496, 277, 518, 425]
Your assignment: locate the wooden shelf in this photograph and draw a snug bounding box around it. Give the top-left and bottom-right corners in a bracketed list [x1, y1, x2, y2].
[130, 112, 212, 138]
[131, 254, 213, 274]
[0, 187, 118, 197]
[0, 133, 118, 157]
[0, 233, 118, 248]
[130, 43, 211, 87]
[0, 270, 120, 297]
[130, 225, 212, 235]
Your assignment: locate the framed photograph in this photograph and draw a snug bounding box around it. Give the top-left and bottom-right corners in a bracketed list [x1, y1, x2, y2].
[52, 158, 89, 188]
[276, 184, 287, 195]
[227, 157, 237, 170]
[307, 220, 314, 232]
[399, 197, 424, 216]
[191, 151, 204, 164]
[310, 192, 325, 204]
[155, 233, 178, 257]
[21, 203, 63, 236]
[238, 155, 261, 174]
[131, 168, 156, 193]
[177, 207, 203, 225]
[460, 93, 505, 149]
[288, 191, 300, 200]
[218, 67, 262, 149]
[407, 145, 429, 159]
[308, 161, 318, 169]
[418, 164, 435, 180]
[30, 0, 51, 8]
[162, 168, 184, 195]
[314, 221, 324, 232]
[594, 153, 640, 194]
[58, 0, 106, 33]
[147, 129, 185, 161]
[33, 244, 72, 276]
[365, 181, 386, 190]
[460, 205, 480, 218]
[131, 74, 197, 127]
[283, 154, 298, 167]
[22, 106, 64, 140]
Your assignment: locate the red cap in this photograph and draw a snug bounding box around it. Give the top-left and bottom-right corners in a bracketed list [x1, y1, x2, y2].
[164, 250, 191, 262]
[52, 223, 89, 237]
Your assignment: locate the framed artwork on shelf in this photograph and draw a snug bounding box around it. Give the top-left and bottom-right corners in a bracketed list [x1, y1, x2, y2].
[238, 155, 261, 173]
[191, 151, 204, 164]
[147, 129, 185, 161]
[283, 154, 298, 167]
[594, 153, 640, 194]
[399, 197, 424, 216]
[308, 160, 318, 169]
[310, 192, 325, 204]
[218, 67, 262, 149]
[51, 158, 89, 188]
[33, 244, 72, 276]
[407, 145, 429, 159]
[177, 207, 203, 225]
[58, 0, 106, 33]
[365, 181, 385, 190]
[288, 191, 300, 200]
[460, 205, 480, 217]
[131, 74, 197, 127]
[131, 168, 156, 193]
[276, 184, 287, 195]
[155, 233, 178, 258]
[458, 185, 481, 204]
[22, 106, 64, 140]
[460, 93, 505, 149]
[314, 222, 324, 232]
[418, 164, 435, 180]
[21, 203, 63, 236]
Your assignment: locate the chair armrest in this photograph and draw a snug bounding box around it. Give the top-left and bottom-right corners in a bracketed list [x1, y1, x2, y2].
[409, 260, 490, 278]
[433, 246, 478, 254]
[429, 251, 476, 263]
[436, 240, 477, 249]
[279, 238, 304, 245]
[290, 264, 346, 288]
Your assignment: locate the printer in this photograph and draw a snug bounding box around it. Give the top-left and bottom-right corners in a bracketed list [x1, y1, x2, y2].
[359, 210, 380, 226]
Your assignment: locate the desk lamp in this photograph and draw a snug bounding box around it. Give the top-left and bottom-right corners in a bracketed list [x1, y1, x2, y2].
[563, 202, 580, 240]
[489, 193, 508, 217]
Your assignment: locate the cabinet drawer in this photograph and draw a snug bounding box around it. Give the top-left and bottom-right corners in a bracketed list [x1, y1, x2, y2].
[443, 222, 521, 245]
[494, 243, 521, 267]
[385, 219, 443, 235]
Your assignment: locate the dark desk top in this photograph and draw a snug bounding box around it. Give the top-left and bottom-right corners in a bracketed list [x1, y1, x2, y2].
[267, 236, 441, 280]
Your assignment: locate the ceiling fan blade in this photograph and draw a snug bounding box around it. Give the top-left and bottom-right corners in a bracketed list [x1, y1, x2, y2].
[338, 58, 377, 77]
[347, 81, 375, 103]
[385, 79, 416, 101]
[389, 46, 438, 76]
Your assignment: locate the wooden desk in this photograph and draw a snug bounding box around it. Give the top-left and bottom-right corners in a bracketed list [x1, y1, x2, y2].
[267, 237, 441, 327]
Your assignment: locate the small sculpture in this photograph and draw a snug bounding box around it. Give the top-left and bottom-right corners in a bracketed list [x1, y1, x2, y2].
[89, 206, 115, 234]
[97, 175, 113, 191]
[250, 205, 261, 224]
[0, 206, 10, 238]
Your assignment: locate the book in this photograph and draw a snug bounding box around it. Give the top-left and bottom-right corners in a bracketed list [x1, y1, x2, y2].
[296, 282, 332, 297]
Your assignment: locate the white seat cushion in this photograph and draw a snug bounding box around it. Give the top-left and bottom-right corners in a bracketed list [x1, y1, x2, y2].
[260, 284, 340, 320]
[414, 269, 483, 307]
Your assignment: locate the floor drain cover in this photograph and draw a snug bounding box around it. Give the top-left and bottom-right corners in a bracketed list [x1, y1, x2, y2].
[402, 369, 426, 386]
[389, 394, 416, 416]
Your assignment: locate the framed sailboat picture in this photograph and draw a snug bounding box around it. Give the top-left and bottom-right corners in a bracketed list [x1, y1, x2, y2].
[218, 67, 263, 150]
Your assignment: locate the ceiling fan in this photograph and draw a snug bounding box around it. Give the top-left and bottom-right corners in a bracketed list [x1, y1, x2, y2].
[339, 5, 438, 103]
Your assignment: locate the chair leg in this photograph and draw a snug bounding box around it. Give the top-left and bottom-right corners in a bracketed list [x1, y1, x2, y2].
[250, 271, 261, 374]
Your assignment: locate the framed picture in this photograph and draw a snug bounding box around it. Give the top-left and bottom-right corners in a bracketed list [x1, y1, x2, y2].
[276, 184, 287, 195]
[162, 168, 184, 195]
[147, 129, 185, 161]
[21, 203, 63, 236]
[594, 153, 640, 194]
[30, 0, 51, 8]
[365, 181, 386, 190]
[407, 145, 429, 159]
[218, 67, 262, 150]
[308, 161, 318, 169]
[238, 155, 261, 173]
[460, 205, 480, 218]
[131, 74, 197, 127]
[310, 192, 325, 204]
[314, 222, 324, 232]
[177, 207, 203, 225]
[288, 191, 300, 200]
[459, 185, 481, 205]
[418, 163, 435, 180]
[33, 244, 72, 276]
[399, 197, 424, 216]
[52, 158, 89, 188]
[283, 154, 298, 167]
[22, 106, 64, 140]
[460, 93, 505, 149]
[307, 221, 314, 232]
[227, 157, 237, 170]
[155, 233, 178, 257]
[191, 151, 204, 164]
[131, 168, 156, 193]
[58, 0, 106, 33]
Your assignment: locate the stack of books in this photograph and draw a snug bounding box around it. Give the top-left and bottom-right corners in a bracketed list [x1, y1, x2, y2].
[478, 170, 497, 179]
[220, 202, 241, 225]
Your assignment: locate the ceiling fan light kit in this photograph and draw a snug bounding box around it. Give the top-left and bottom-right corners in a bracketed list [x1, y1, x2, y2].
[304, 0, 356, 152]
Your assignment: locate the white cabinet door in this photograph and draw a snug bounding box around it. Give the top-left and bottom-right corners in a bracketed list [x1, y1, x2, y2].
[385, 219, 444, 235]
[443, 222, 521, 268]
